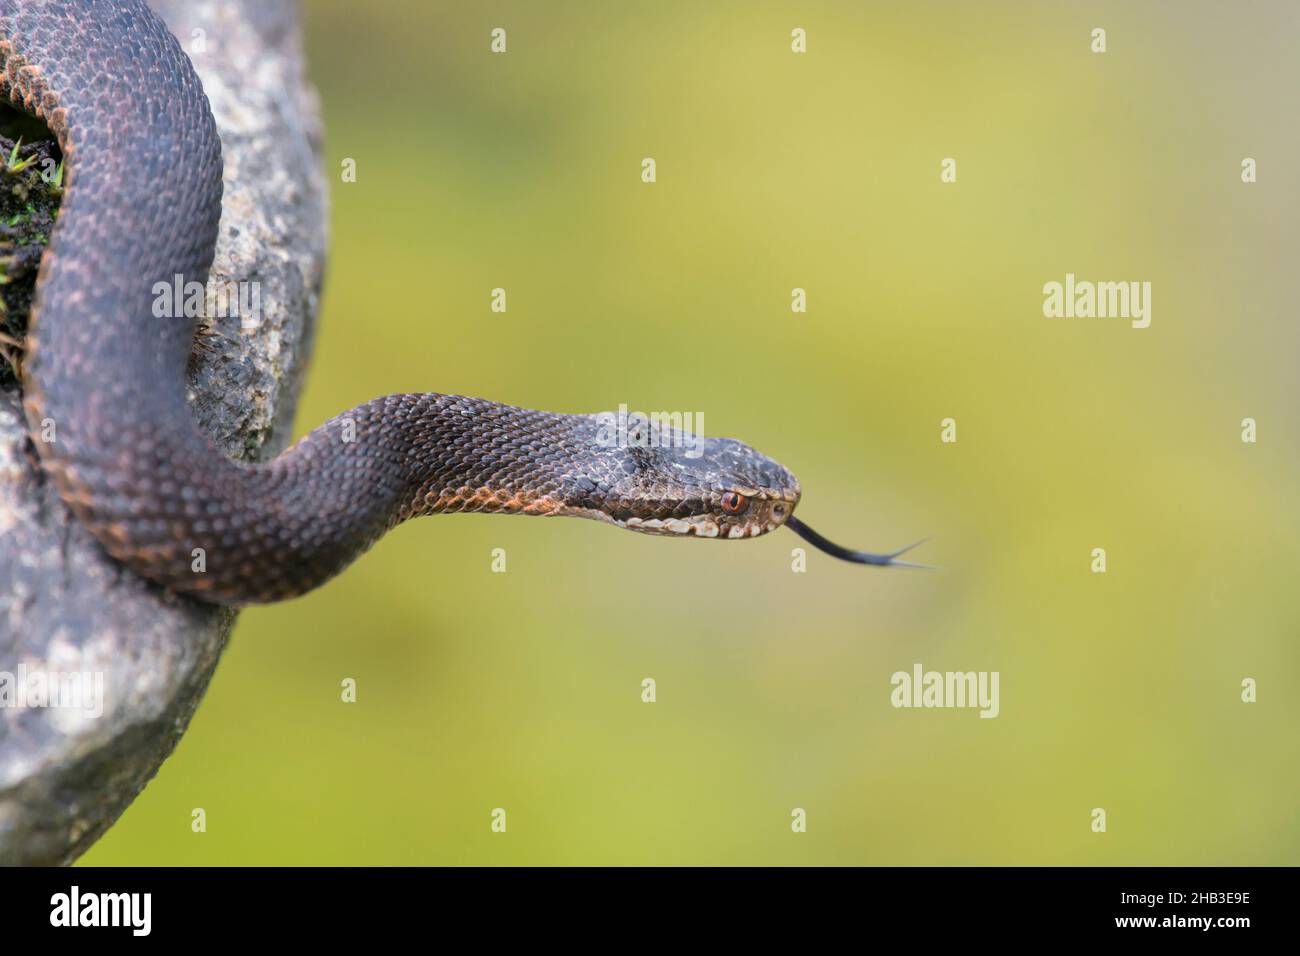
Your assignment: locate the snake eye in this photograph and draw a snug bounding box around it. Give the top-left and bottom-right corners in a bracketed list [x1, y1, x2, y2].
[720, 491, 748, 515]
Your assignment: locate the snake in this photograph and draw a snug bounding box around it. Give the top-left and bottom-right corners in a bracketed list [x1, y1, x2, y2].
[0, 0, 926, 606]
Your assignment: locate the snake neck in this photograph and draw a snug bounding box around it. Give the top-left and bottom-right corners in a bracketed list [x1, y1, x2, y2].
[44, 388, 606, 604]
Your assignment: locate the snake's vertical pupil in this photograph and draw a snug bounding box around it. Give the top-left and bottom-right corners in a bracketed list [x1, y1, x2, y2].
[721, 492, 748, 514]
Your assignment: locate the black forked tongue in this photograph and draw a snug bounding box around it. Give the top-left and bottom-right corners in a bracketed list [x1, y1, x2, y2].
[785, 517, 936, 569]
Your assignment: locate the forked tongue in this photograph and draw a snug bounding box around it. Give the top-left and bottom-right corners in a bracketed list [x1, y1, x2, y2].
[785, 516, 935, 569]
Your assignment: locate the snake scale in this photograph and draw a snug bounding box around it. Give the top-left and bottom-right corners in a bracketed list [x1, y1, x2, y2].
[0, 0, 924, 606]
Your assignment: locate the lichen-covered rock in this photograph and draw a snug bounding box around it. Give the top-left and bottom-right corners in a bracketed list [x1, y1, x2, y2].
[0, 0, 327, 865]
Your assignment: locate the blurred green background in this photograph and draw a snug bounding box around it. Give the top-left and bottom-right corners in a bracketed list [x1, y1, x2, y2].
[84, 0, 1298, 865]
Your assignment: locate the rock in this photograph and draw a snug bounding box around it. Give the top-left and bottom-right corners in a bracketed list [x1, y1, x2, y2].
[0, 0, 327, 865]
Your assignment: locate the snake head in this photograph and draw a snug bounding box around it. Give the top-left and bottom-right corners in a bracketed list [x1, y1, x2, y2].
[566, 427, 802, 540]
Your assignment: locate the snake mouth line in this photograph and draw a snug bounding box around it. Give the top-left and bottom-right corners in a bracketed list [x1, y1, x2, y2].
[623, 514, 776, 539]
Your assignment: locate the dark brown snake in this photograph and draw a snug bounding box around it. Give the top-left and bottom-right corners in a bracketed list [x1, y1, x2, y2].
[0, 0, 925, 606]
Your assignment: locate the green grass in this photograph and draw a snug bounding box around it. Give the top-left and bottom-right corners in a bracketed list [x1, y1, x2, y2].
[0, 117, 62, 387]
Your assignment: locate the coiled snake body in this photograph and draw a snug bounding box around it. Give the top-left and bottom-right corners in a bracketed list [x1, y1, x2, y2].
[1, 0, 922, 605]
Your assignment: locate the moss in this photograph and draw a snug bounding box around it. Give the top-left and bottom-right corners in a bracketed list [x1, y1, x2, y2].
[0, 109, 62, 391]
